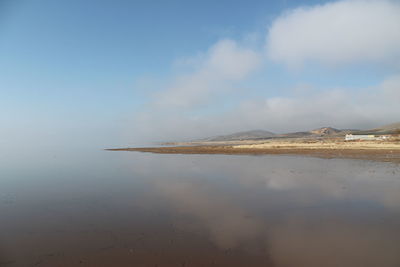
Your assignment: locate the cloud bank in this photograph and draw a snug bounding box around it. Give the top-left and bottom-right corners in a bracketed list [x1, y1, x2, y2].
[154, 39, 261, 108]
[128, 0, 400, 143]
[267, 0, 400, 67]
[131, 74, 400, 142]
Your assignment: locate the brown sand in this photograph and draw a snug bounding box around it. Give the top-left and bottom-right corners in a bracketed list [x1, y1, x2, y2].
[106, 140, 400, 163]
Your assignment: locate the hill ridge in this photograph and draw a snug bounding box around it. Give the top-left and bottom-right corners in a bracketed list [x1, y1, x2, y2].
[197, 122, 400, 142]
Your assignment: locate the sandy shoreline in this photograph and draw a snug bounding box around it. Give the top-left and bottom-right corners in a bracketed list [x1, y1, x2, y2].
[233, 140, 400, 150]
[107, 140, 400, 163]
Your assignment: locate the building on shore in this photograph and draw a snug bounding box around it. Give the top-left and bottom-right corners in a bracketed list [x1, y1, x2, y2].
[345, 134, 388, 141]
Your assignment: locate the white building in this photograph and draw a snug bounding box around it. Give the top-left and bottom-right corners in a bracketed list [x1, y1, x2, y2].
[345, 134, 383, 141]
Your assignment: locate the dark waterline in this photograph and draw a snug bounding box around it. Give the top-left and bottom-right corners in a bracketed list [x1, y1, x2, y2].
[1, 150, 400, 266]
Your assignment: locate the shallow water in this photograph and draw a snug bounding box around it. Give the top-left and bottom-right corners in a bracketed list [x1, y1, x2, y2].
[1, 150, 400, 266]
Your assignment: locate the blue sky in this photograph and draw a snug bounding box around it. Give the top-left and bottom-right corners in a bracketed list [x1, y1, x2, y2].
[1, 0, 400, 149]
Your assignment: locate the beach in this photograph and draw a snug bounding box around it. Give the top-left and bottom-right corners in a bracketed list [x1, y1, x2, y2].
[107, 139, 400, 163]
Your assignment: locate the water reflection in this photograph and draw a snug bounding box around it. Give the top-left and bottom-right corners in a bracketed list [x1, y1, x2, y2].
[127, 154, 400, 266]
[153, 179, 264, 249]
[0, 152, 399, 266]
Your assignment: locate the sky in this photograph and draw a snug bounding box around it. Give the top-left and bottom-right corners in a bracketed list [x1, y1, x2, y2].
[1, 0, 400, 149]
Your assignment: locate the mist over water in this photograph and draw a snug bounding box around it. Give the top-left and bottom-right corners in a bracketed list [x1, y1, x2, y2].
[1, 150, 400, 266]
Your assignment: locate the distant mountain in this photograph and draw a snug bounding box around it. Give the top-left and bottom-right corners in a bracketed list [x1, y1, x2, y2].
[199, 127, 342, 142]
[201, 130, 276, 141]
[279, 127, 344, 138]
[195, 122, 400, 143]
[310, 127, 341, 135]
[200, 127, 344, 142]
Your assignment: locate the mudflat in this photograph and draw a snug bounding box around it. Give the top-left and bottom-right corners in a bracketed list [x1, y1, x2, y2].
[107, 139, 400, 163]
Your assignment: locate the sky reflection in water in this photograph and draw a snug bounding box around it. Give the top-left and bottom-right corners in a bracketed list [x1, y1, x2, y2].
[0, 151, 399, 266]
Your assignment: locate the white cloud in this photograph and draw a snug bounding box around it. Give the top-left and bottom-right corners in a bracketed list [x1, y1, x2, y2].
[229, 74, 400, 132]
[154, 39, 261, 108]
[128, 74, 400, 142]
[267, 0, 400, 67]
[125, 1, 400, 143]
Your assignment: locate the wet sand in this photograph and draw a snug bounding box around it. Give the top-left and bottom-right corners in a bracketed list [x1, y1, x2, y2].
[107, 141, 400, 163]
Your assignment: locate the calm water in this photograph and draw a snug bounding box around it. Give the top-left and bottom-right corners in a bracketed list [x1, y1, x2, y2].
[1, 150, 400, 266]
